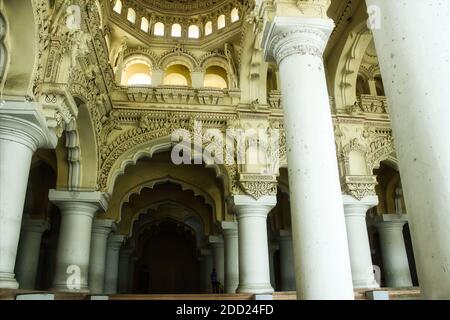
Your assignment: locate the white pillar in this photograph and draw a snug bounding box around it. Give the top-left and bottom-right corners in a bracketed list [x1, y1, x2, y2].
[88, 219, 114, 294]
[191, 70, 205, 88]
[104, 235, 125, 294]
[152, 69, 164, 86]
[15, 218, 50, 289]
[278, 230, 296, 292]
[343, 195, 379, 289]
[209, 235, 225, 288]
[376, 215, 412, 288]
[231, 195, 275, 294]
[118, 248, 132, 294]
[263, 17, 354, 299]
[222, 221, 239, 294]
[199, 248, 213, 293]
[366, 0, 450, 299]
[49, 190, 108, 293]
[0, 103, 56, 289]
[268, 243, 279, 290]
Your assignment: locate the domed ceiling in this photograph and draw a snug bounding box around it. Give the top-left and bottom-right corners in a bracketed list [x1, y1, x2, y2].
[137, 0, 229, 14]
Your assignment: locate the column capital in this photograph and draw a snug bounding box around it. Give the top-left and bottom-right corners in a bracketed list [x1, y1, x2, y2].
[229, 195, 276, 219]
[262, 16, 334, 64]
[277, 229, 292, 240]
[0, 101, 58, 150]
[209, 235, 224, 248]
[221, 221, 238, 238]
[48, 190, 109, 214]
[199, 248, 212, 257]
[375, 214, 408, 230]
[343, 195, 379, 218]
[108, 235, 125, 250]
[92, 219, 115, 236]
[21, 217, 50, 233]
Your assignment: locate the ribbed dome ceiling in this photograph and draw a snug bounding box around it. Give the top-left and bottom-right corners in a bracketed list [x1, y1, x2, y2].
[138, 0, 226, 14]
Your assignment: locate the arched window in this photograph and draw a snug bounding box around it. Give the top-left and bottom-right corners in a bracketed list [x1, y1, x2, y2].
[141, 17, 149, 32]
[217, 15, 226, 29]
[163, 65, 192, 86]
[188, 25, 200, 39]
[171, 24, 182, 38]
[356, 75, 370, 95]
[113, 0, 122, 14]
[154, 22, 165, 36]
[204, 66, 228, 89]
[127, 8, 136, 24]
[231, 8, 240, 23]
[121, 59, 152, 86]
[205, 21, 213, 36]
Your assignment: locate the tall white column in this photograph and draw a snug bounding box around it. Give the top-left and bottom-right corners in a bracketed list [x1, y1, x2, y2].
[343, 195, 379, 289]
[118, 248, 132, 294]
[222, 221, 239, 294]
[231, 195, 275, 294]
[88, 219, 114, 294]
[15, 218, 50, 289]
[366, 0, 450, 299]
[263, 17, 354, 299]
[278, 230, 296, 292]
[49, 190, 108, 293]
[0, 102, 56, 289]
[209, 235, 225, 288]
[376, 215, 412, 288]
[104, 235, 125, 294]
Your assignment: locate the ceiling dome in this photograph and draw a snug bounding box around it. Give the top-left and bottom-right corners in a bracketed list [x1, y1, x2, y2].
[138, 0, 227, 14]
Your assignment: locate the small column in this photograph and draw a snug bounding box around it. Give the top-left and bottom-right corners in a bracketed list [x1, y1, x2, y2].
[222, 221, 239, 294]
[15, 218, 50, 289]
[117, 248, 132, 294]
[0, 102, 56, 289]
[231, 195, 275, 294]
[152, 69, 164, 86]
[343, 195, 379, 288]
[88, 219, 114, 294]
[199, 248, 213, 293]
[262, 17, 354, 300]
[209, 235, 225, 289]
[278, 230, 296, 291]
[268, 243, 279, 290]
[49, 190, 108, 293]
[104, 235, 125, 294]
[376, 215, 412, 288]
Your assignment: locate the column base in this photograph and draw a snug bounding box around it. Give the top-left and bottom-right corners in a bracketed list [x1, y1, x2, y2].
[51, 284, 90, 294]
[0, 273, 19, 289]
[353, 278, 380, 289]
[237, 283, 274, 294]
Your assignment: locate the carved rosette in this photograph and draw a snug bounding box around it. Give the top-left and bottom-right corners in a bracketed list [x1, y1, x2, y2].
[341, 175, 378, 201]
[238, 174, 278, 200]
[263, 17, 334, 65]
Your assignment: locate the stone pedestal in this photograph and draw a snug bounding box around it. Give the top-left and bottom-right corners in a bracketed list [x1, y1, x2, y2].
[343, 195, 379, 289]
[88, 219, 114, 294]
[49, 190, 108, 293]
[263, 17, 354, 299]
[231, 195, 275, 294]
[15, 218, 50, 289]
